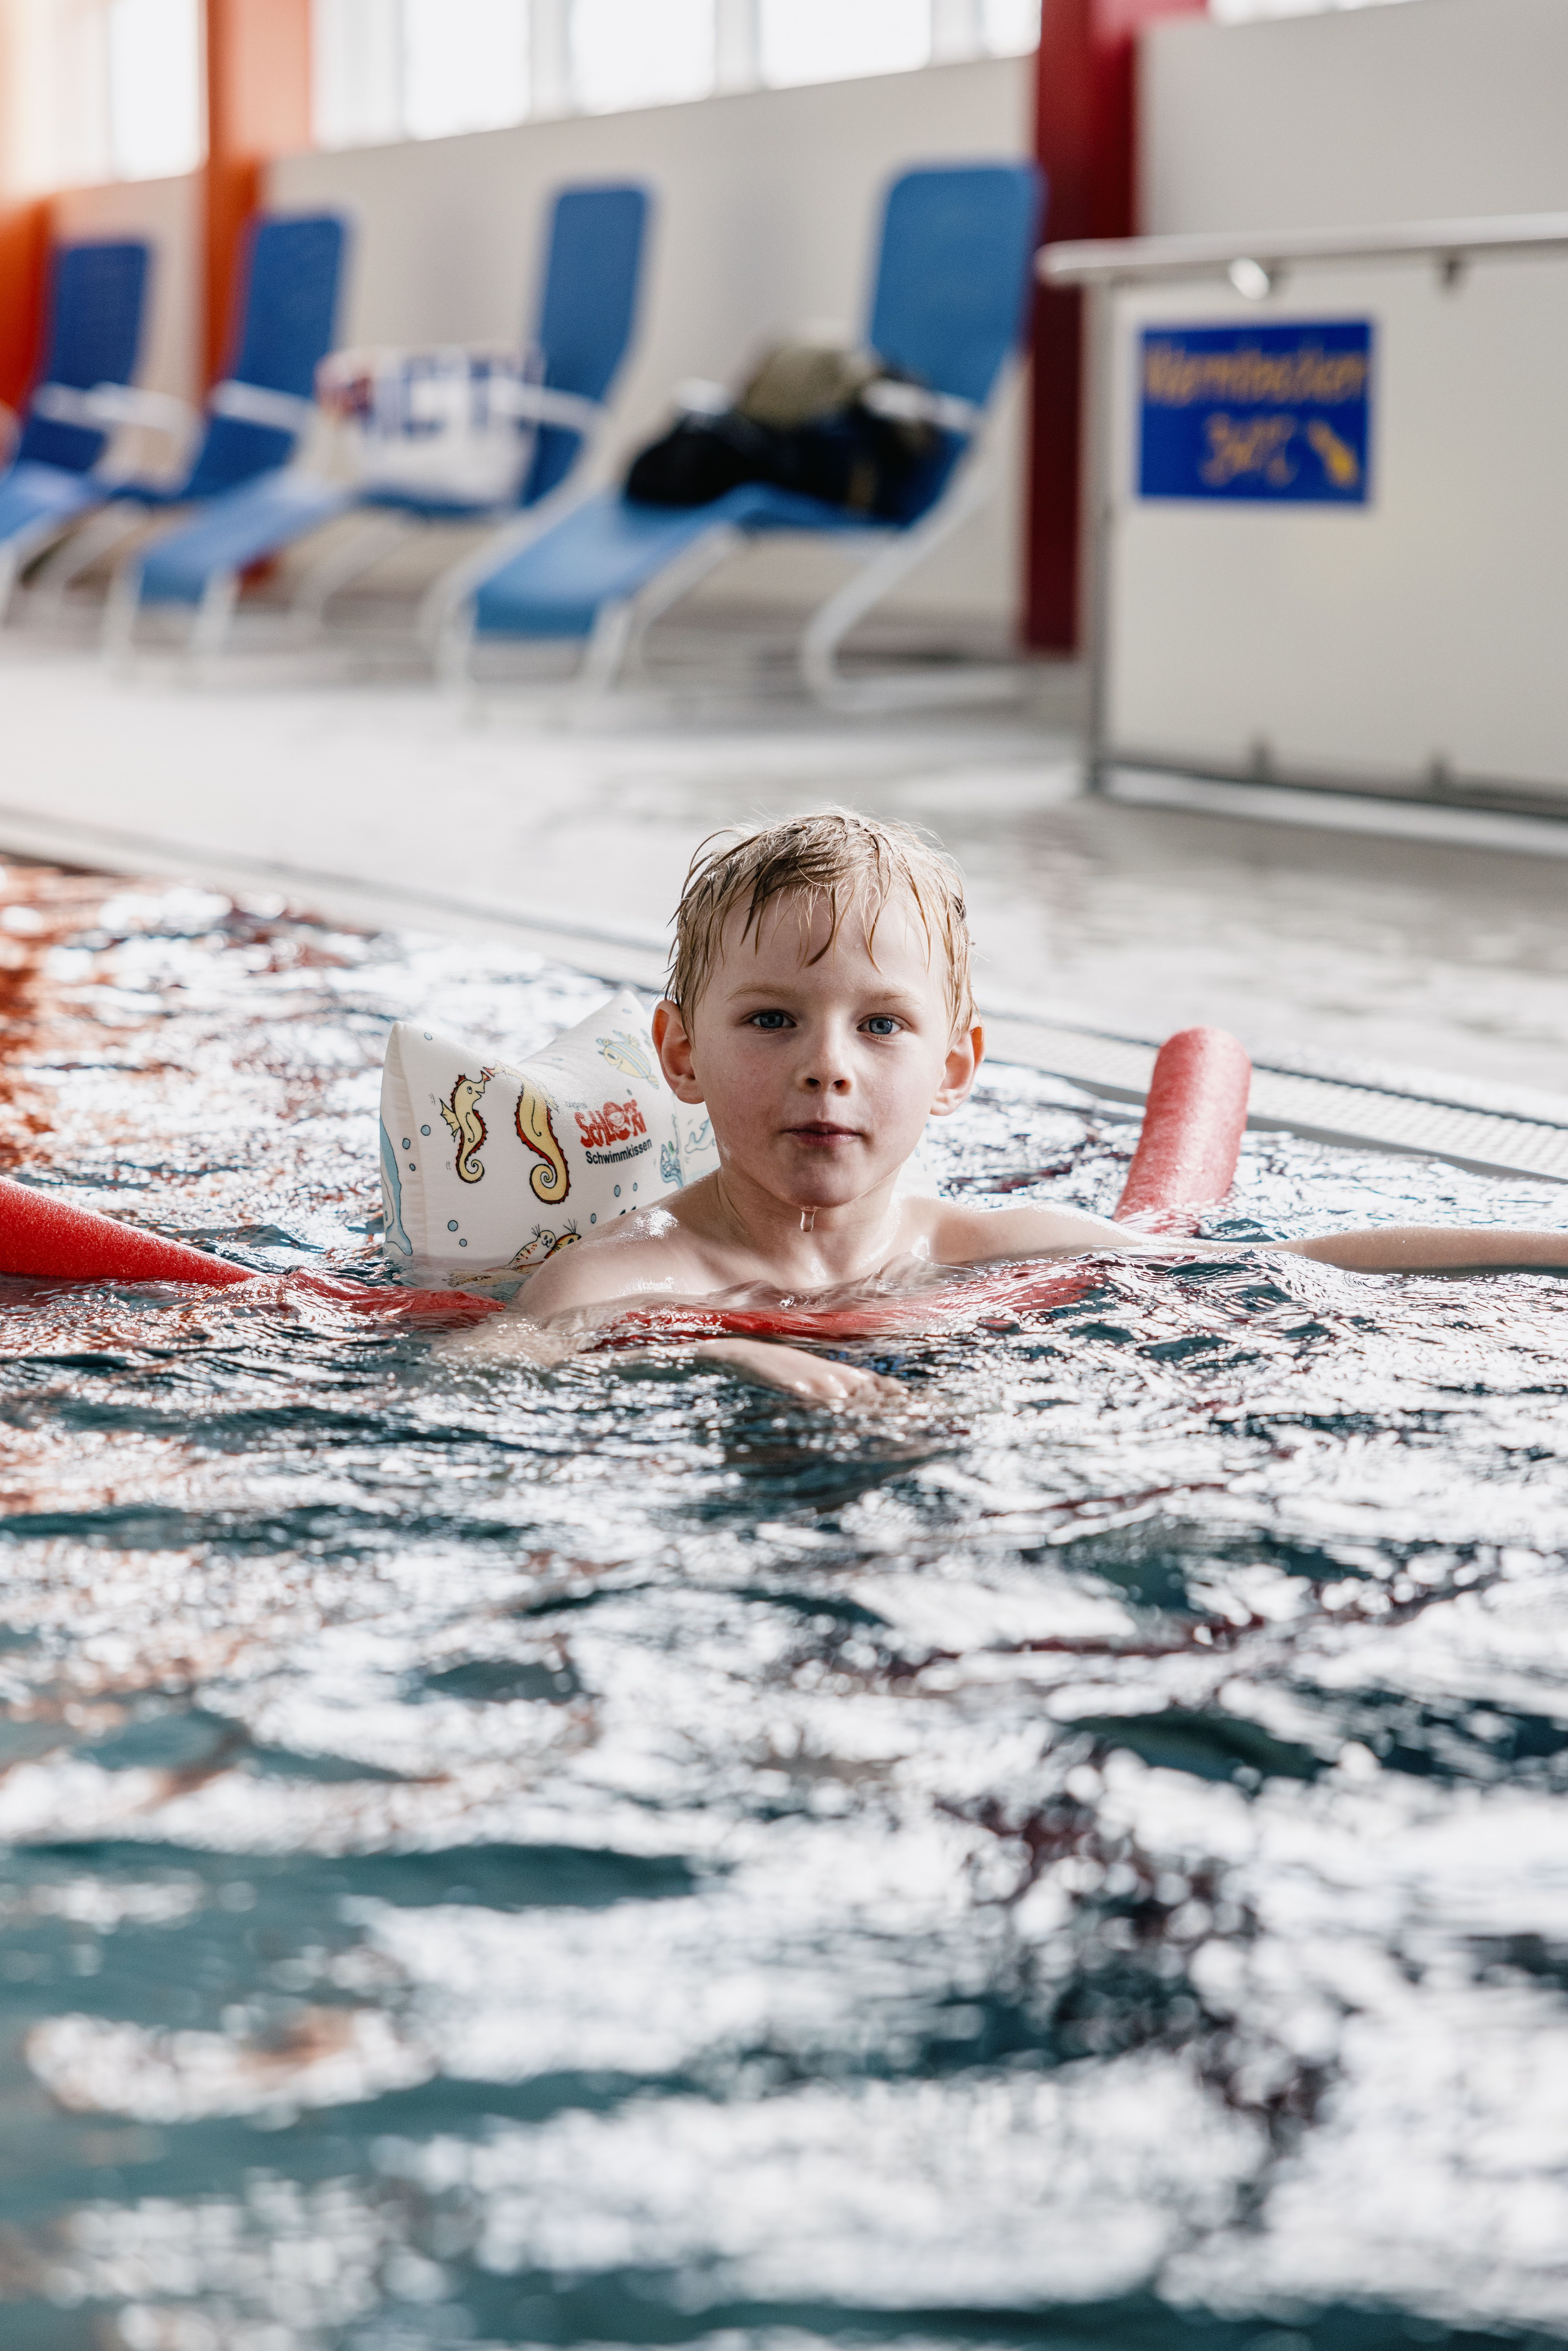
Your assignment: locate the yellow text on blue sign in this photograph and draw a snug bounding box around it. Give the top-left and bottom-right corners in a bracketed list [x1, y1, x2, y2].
[1139, 321, 1373, 505]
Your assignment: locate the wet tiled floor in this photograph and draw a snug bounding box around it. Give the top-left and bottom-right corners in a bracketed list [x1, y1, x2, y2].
[3, 639, 1567, 1111]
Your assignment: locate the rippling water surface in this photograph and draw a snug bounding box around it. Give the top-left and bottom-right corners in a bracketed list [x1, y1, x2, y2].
[2, 865, 1567, 2351]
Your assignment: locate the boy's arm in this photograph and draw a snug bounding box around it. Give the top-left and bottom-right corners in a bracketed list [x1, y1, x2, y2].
[1277, 1227, 1568, 1273]
[685, 1336, 901, 1406]
[929, 1201, 1568, 1276]
[928, 1201, 1168, 1262]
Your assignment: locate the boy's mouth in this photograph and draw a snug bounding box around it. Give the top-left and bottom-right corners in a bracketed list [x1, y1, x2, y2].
[786, 1121, 862, 1146]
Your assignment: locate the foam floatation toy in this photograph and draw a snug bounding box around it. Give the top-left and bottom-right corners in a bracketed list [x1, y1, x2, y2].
[0, 1024, 1251, 1307]
[379, 988, 719, 1292]
[1115, 1025, 1252, 1228]
[0, 1182, 253, 1289]
[0, 1182, 492, 1319]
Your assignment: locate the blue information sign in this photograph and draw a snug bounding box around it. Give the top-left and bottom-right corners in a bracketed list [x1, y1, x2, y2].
[1138, 320, 1373, 504]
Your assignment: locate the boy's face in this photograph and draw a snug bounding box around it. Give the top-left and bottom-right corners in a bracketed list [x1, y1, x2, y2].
[654, 886, 981, 1214]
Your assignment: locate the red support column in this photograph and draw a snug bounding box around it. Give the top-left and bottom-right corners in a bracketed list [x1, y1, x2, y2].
[202, 0, 312, 384]
[0, 197, 49, 418]
[1026, 0, 1206, 652]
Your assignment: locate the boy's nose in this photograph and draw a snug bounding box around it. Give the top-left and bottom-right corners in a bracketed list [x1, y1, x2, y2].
[799, 1019, 855, 1092]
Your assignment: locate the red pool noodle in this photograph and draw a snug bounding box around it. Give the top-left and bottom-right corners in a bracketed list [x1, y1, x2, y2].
[0, 1175, 253, 1287]
[1114, 1025, 1252, 1225]
[0, 1176, 494, 1316]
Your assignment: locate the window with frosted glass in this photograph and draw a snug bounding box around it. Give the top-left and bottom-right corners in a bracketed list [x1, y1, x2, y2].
[108, 0, 202, 178]
[572, 0, 714, 112]
[312, 0, 1051, 156]
[313, 0, 404, 150]
[1210, 0, 1420, 20]
[403, 0, 530, 139]
[759, 0, 932, 88]
[981, 0, 1041, 55]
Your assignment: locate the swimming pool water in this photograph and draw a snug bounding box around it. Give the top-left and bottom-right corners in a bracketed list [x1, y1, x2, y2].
[2, 864, 1567, 2350]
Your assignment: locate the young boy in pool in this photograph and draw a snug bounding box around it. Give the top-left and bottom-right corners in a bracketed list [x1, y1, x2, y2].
[475, 810, 1568, 1406]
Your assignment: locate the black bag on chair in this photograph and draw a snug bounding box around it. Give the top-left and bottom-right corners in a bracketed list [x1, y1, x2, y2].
[625, 410, 772, 508]
[625, 337, 947, 523]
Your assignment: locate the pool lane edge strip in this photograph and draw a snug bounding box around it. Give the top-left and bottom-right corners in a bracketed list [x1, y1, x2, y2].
[981, 1016, 1568, 1186]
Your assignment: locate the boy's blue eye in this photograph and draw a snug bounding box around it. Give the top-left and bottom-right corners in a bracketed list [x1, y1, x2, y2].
[863, 1016, 901, 1036]
[748, 1009, 792, 1029]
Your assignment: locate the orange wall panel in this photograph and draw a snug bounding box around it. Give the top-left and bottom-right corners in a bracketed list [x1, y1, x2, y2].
[202, 0, 312, 382]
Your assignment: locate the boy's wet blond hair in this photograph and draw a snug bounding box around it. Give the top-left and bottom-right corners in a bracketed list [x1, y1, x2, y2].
[667, 809, 974, 1032]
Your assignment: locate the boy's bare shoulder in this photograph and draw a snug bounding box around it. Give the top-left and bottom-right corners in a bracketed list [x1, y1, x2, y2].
[512, 1202, 711, 1323]
[917, 1196, 1138, 1264]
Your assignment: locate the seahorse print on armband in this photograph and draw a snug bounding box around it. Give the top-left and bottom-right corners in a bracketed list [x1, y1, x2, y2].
[516, 1080, 570, 1203]
[440, 1070, 493, 1183]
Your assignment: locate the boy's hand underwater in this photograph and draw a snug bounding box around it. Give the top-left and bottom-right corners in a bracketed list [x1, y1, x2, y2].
[690, 1337, 904, 1408]
[449, 814, 1568, 1410]
[438, 1313, 897, 1408]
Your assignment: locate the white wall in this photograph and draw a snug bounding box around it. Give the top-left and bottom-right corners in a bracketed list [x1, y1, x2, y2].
[269, 56, 1035, 632]
[1143, 0, 1568, 232]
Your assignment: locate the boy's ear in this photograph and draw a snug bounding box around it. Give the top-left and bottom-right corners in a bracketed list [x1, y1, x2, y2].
[929, 1022, 983, 1119]
[652, 999, 706, 1103]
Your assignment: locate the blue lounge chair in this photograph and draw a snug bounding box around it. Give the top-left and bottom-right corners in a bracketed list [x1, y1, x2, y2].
[35, 212, 348, 647]
[119, 183, 650, 658]
[445, 161, 1044, 711]
[0, 239, 154, 616]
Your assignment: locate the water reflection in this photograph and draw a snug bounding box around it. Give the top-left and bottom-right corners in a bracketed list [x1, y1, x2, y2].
[0, 866, 1566, 2347]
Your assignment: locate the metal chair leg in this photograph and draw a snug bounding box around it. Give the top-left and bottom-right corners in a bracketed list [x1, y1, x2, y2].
[0, 515, 75, 625]
[576, 598, 637, 696]
[289, 514, 412, 635]
[566, 520, 749, 714]
[798, 462, 1028, 713]
[418, 477, 596, 656]
[184, 570, 241, 681]
[436, 602, 487, 728]
[29, 504, 148, 611]
[100, 559, 143, 673]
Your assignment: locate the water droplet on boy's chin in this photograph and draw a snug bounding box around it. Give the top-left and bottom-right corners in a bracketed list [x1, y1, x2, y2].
[800, 1208, 815, 1233]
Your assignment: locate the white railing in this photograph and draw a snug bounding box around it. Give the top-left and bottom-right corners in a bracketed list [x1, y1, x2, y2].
[1038, 213, 1568, 816]
[1039, 212, 1568, 292]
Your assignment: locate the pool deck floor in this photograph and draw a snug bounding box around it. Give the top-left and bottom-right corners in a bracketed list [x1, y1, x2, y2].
[4, 635, 1568, 1140]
